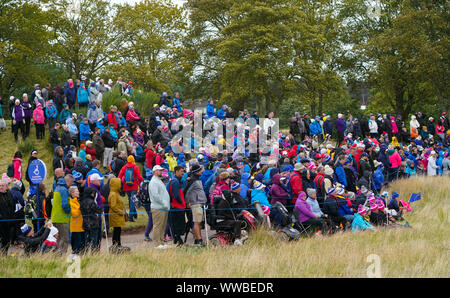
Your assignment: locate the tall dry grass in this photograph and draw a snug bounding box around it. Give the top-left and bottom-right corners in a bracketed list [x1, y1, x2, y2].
[0, 176, 449, 278]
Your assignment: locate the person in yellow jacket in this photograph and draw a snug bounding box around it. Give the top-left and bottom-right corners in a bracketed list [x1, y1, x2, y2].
[69, 186, 85, 254]
[108, 178, 130, 253]
[391, 136, 400, 147]
[165, 151, 178, 177]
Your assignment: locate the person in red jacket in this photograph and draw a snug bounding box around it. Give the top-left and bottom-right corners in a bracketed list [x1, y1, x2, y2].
[118, 155, 144, 222]
[168, 165, 186, 246]
[126, 102, 140, 123]
[85, 141, 97, 160]
[288, 163, 304, 210]
[107, 106, 118, 130]
[144, 142, 156, 170]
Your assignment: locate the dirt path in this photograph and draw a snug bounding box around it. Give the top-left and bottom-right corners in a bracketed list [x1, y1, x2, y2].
[102, 226, 210, 251]
[7, 225, 213, 256]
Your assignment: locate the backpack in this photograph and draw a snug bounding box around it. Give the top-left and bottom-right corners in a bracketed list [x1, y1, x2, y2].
[124, 167, 135, 186]
[138, 180, 151, 205]
[7, 163, 14, 178]
[313, 174, 325, 202]
[286, 172, 299, 200]
[110, 159, 116, 173]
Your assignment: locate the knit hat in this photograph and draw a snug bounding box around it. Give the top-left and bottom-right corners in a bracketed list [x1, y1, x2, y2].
[80, 144, 86, 150]
[358, 205, 368, 215]
[327, 187, 336, 195]
[370, 203, 378, 211]
[253, 181, 265, 190]
[306, 188, 316, 197]
[377, 200, 385, 210]
[298, 191, 307, 199]
[21, 224, 32, 236]
[254, 173, 265, 182]
[127, 155, 135, 164]
[392, 192, 399, 199]
[190, 164, 203, 174]
[324, 165, 334, 176]
[230, 182, 240, 191]
[72, 170, 83, 182]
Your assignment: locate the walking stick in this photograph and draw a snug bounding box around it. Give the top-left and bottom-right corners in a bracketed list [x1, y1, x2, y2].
[184, 208, 192, 243]
[203, 205, 209, 246]
[102, 212, 109, 253]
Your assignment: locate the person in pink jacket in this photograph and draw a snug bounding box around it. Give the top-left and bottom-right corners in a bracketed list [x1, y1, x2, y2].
[32, 103, 46, 139]
[387, 147, 402, 182]
[390, 116, 398, 135]
[294, 191, 326, 234]
[436, 117, 446, 142]
[12, 151, 23, 182]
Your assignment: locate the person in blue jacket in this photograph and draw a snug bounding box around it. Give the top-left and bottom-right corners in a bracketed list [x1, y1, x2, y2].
[352, 205, 375, 232]
[79, 118, 92, 142]
[117, 112, 127, 128]
[200, 162, 214, 190]
[250, 181, 271, 209]
[372, 161, 385, 194]
[173, 92, 182, 113]
[334, 155, 348, 188]
[96, 118, 106, 135]
[206, 98, 215, 119]
[436, 151, 445, 175]
[217, 105, 228, 120]
[135, 145, 145, 163]
[77, 82, 89, 107]
[309, 116, 323, 137]
[240, 172, 251, 200]
[45, 100, 58, 133]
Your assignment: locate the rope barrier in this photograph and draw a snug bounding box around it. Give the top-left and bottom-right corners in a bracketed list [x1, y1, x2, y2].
[0, 198, 378, 223]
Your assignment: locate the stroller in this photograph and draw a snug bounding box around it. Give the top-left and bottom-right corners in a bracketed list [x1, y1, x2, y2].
[270, 202, 301, 241]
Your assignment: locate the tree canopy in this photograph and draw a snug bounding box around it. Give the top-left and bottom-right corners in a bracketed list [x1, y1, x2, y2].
[1, 0, 448, 119]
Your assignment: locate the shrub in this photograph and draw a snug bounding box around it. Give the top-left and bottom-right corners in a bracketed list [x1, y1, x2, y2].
[18, 139, 35, 155]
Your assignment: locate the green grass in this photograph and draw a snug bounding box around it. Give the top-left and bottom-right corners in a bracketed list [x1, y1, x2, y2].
[0, 176, 449, 278]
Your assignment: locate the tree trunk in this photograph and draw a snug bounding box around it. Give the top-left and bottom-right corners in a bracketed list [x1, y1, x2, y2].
[265, 94, 271, 116]
[318, 92, 323, 115]
[310, 102, 316, 117]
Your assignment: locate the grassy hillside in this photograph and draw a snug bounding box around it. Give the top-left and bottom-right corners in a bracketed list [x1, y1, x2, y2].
[0, 175, 448, 278]
[0, 122, 149, 232]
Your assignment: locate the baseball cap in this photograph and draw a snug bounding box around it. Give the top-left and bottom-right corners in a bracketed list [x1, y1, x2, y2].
[152, 165, 164, 171]
[90, 173, 103, 181]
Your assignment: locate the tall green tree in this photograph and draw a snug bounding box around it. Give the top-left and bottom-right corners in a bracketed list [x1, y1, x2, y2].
[50, 0, 127, 79]
[105, 0, 186, 93]
[0, 0, 53, 100]
[338, 0, 449, 118]
[178, 0, 234, 100]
